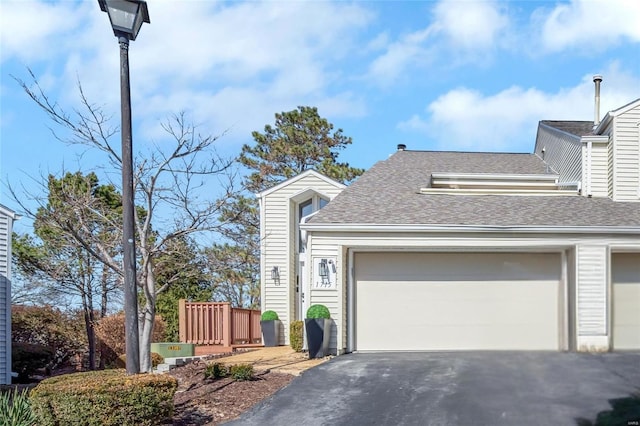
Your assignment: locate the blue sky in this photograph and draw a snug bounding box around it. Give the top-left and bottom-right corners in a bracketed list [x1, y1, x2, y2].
[1, 0, 639, 232]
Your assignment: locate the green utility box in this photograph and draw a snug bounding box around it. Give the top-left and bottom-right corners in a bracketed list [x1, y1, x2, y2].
[150, 342, 195, 358]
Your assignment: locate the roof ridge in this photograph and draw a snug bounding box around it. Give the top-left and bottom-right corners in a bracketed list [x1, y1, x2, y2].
[395, 150, 536, 155]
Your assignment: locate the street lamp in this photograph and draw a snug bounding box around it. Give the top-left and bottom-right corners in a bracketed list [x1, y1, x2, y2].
[98, 0, 150, 375]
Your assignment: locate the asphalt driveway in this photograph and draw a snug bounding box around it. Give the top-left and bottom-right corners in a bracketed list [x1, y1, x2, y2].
[226, 352, 640, 426]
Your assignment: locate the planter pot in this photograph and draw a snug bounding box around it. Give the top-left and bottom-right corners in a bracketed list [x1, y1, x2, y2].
[260, 320, 281, 347]
[305, 318, 331, 358]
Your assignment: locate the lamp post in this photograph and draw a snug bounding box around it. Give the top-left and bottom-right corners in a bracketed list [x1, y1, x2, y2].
[98, 0, 150, 375]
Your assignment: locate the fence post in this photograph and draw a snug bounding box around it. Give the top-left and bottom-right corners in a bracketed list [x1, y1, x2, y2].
[178, 299, 186, 343]
[222, 303, 232, 347]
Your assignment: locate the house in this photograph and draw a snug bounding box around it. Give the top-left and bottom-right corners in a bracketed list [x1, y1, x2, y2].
[258, 83, 640, 354]
[0, 204, 18, 384]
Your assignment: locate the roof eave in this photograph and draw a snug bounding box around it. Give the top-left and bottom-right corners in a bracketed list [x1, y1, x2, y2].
[594, 98, 640, 134]
[300, 223, 640, 235]
[0, 204, 19, 220]
[255, 169, 346, 198]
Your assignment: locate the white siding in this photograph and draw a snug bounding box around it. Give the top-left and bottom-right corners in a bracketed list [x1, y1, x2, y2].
[608, 135, 614, 198]
[586, 141, 609, 197]
[260, 172, 344, 344]
[0, 211, 12, 385]
[307, 231, 637, 353]
[535, 124, 582, 184]
[611, 105, 640, 201]
[306, 236, 341, 351]
[566, 249, 577, 351]
[340, 246, 348, 352]
[575, 245, 608, 338]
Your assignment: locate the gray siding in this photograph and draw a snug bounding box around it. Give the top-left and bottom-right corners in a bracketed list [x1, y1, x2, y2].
[0, 211, 12, 385]
[535, 124, 582, 185]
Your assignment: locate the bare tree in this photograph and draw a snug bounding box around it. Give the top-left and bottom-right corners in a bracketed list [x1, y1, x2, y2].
[13, 71, 234, 372]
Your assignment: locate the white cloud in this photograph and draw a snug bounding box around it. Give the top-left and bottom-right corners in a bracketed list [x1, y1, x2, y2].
[367, 27, 434, 86]
[0, 1, 91, 63]
[3, 0, 373, 150]
[432, 0, 509, 50]
[366, 32, 391, 52]
[135, 82, 367, 153]
[367, 0, 509, 85]
[129, 1, 372, 90]
[398, 64, 640, 152]
[537, 0, 640, 52]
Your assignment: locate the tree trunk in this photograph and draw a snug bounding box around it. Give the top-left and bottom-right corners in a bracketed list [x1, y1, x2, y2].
[101, 267, 109, 318]
[82, 295, 96, 371]
[139, 264, 156, 373]
[99, 267, 109, 369]
[139, 300, 155, 372]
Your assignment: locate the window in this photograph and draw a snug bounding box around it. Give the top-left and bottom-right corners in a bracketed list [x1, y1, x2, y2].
[299, 199, 313, 219]
[297, 195, 329, 253]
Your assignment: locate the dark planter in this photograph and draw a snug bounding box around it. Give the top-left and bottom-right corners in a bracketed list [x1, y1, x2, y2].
[305, 318, 331, 358]
[260, 320, 281, 347]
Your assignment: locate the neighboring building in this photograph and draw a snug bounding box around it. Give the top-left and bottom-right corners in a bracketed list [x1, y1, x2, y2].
[259, 88, 640, 354]
[0, 204, 18, 384]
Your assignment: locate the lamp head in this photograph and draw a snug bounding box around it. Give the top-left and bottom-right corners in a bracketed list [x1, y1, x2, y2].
[98, 0, 150, 41]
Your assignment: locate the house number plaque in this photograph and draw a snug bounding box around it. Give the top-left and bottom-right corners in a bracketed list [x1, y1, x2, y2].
[312, 257, 337, 290]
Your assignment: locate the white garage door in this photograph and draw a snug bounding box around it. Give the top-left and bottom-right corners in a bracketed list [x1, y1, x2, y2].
[612, 253, 640, 350]
[355, 252, 562, 351]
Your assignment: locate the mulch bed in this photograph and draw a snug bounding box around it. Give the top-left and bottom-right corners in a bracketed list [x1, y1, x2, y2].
[168, 359, 295, 425]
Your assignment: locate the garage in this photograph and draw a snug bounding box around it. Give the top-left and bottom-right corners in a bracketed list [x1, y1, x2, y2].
[612, 252, 640, 350]
[354, 252, 563, 351]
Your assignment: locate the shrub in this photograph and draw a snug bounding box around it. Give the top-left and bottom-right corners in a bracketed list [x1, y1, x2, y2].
[113, 352, 164, 370]
[290, 321, 304, 352]
[204, 362, 228, 380]
[11, 305, 86, 371]
[261, 310, 279, 321]
[95, 313, 166, 366]
[204, 363, 253, 381]
[114, 354, 127, 369]
[229, 364, 254, 381]
[151, 352, 164, 368]
[29, 370, 177, 426]
[0, 388, 37, 426]
[306, 304, 330, 319]
[12, 343, 54, 382]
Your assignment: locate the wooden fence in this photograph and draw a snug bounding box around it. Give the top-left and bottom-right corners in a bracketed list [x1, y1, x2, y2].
[178, 300, 262, 348]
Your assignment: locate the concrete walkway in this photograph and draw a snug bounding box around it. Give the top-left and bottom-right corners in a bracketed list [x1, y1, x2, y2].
[217, 346, 329, 376]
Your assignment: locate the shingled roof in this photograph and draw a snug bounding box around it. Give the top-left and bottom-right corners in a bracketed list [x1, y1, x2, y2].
[308, 150, 640, 228]
[540, 121, 594, 137]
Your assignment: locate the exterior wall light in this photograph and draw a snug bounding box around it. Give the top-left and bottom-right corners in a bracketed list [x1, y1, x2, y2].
[271, 266, 280, 283]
